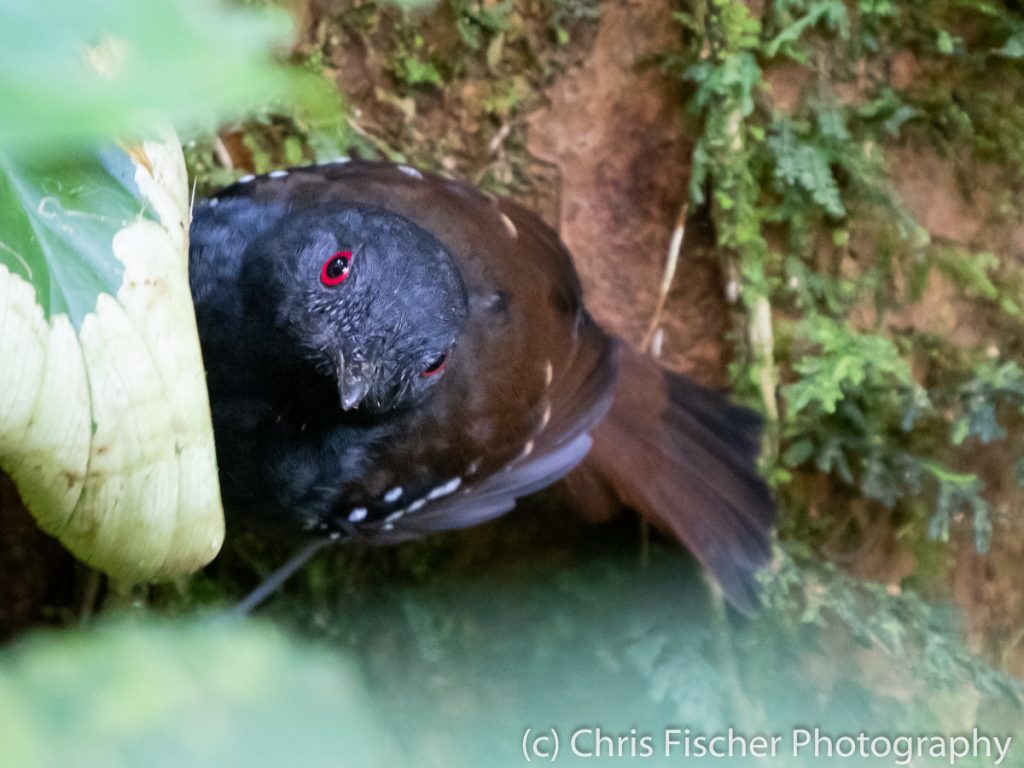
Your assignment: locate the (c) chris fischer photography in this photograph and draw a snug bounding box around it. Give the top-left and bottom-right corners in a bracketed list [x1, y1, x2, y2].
[1, 0, 1022, 766]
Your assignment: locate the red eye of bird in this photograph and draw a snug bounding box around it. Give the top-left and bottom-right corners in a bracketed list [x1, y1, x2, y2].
[421, 351, 449, 377]
[320, 251, 352, 286]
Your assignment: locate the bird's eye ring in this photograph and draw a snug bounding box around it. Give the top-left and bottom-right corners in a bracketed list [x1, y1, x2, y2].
[421, 350, 449, 378]
[320, 251, 352, 286]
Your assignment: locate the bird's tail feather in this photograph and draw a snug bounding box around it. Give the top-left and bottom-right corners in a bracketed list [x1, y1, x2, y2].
[566, 344, 775, 613]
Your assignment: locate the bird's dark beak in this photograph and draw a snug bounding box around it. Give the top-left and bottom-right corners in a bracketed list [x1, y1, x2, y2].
[338, 367, 370, 411]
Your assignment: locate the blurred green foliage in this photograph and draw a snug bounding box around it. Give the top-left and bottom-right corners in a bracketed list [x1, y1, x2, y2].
[0, 620, 396, 768]
[4, 549, 1022, 766]
[0, 0, 299, 152]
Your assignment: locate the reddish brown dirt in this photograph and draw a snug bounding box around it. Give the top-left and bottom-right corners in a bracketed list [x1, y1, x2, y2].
[526, 0, 731, 385]
[878, 145, 1024, 672]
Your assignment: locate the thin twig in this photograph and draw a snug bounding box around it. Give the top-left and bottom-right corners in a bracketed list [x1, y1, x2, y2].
[345, 116, 404, 162]
[188, 175, 198, 221]
[641, 200, 689, 354]
[226, 537, 335, 618]
[212, 136, 235, 170]
[488, 123, 512, 156]
[77, 566, 103, 624]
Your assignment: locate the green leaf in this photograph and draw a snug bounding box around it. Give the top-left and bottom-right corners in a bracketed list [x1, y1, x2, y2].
[998, 30, 1024, 58]
[396, 56, 443, 87]
[764, 0, 848, 60]
[0, 150, 147, 325]
[0, 132, 223, 582]
[952, 360, 1024, 446]
[782, 437, 816, 467]
[0, 0, 295, 152]
[782, 316, 916, 416]
[936, 29, 957, 54]
[921, 460, 992, 552]
[0, 621, 397, 768]
[768, 121, 846, 218]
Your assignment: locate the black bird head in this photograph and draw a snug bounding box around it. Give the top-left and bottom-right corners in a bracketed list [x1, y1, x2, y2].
[247, 205, 468, 413]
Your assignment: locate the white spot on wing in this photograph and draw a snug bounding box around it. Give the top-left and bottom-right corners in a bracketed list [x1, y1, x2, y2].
[408, 498, 427, 512]
[520, 440, 535, 459]
[268, 169, 288, 178]
[427, 477, 462, 500]
[348, 507, 368, 523]
[544, 361, 553, 387]
[466, 458, 482, 476]
[539, 401, 552, 430]
[384, 486, 403, 503]
[238, 174, 255, 183]
[651, 328, 664, 358]
[500, 212, 518, 238]
[331, 157, 351, 164]
[398, 165, 423, 179]
[385, 509, 405, 523]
